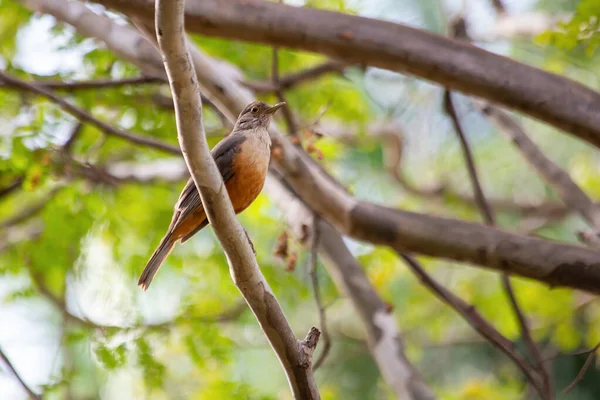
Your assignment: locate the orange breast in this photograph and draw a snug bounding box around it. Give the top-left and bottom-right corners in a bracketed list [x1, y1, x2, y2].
[226, 142, 269, 214]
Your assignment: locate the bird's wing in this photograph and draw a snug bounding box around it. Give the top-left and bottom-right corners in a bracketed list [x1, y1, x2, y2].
[168, 134, 247, 233]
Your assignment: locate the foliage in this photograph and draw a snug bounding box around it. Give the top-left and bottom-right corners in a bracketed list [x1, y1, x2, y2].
[537, 0, 600, 55]
[1, 0, 600, 399]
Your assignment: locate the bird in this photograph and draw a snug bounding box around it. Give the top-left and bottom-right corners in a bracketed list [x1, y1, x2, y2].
[138, 100, 285, 290]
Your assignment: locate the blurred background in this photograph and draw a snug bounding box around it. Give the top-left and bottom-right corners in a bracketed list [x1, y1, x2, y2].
[1, 0, 600, 398]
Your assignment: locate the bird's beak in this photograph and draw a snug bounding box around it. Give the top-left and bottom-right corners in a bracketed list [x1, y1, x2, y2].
[264, 102, 286, 114]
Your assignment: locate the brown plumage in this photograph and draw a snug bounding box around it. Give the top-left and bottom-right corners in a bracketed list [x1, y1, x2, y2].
[138, 101, 284, 290]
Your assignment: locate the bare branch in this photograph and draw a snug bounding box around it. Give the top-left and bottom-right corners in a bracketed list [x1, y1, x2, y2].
[0, 220, 43, 253]
[397, 253, 544, 395]
[92, 0, 600, 150]
[480, 104, 600, 229]
[271, 47, 299, 137]
[490, 0, 506, 14]
[0, 346, 42, 400]
[266, 174, 436, 399]
[0, 176, 24, 199]
[309, 214, 330, 371]
[443, 91, 496, 224]
[0, 187, 63, 229]
[0, 71, 180, 155]
[444, 64, 552, 398]
[243, 61, 346, 93]
[562, 342, 600, 394]
[62, 122, 84, 154]
[0, 76, 164, 91]
[322, 120, 570, 219]
[21, 0, 600, 295]
[154, 0, 319, 398]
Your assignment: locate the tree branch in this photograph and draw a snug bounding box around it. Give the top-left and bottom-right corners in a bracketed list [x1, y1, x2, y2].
[266, 174, 437, 399]
[243, 61, 346, 93]
[20, 0, 600, 294]
[0, 187, 64, 229]
[0, 347, 41, 400]
[443, 87, 552, 399]
[443, 91, 496, 224]
[490, 0, 506, 14]
[92, 0, 600, 150]
[0, 176, 25, 200]
[562, 341, 600, 393]
[0, 71, 180, 154]
[397, 253, 545, 395]
[62, 122, 84, 154]
[480, 104, 600, 230]
[0, 220, 43, 254]
[271, 47, 299, 138]
[0, 75, 164, 91]
[154, 0, 319, 398]
[308, 214, 330, 371]
[370, 121, 569, 218]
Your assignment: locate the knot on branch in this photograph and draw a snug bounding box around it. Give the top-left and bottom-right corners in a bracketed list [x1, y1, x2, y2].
[299, 327, 321, 368]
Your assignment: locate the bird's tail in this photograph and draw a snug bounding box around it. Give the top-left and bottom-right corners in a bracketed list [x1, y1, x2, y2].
[138, 235, 175, 291]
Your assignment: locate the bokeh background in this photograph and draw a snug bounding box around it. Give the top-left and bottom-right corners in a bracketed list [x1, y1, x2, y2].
[1, 0, 600, 399]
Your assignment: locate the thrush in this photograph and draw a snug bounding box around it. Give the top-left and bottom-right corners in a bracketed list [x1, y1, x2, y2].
[138, 101, 285, 290]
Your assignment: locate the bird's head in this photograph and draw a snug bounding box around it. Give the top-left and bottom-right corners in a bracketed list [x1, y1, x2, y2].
[233, 101, 285, 131]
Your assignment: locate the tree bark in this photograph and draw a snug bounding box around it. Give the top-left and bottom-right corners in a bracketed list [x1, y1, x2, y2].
[154, 0, 320, 398]
[93, 0, 600, 150]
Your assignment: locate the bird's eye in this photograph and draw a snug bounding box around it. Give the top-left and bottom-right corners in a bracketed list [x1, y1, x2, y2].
[251, 107, 259, 113]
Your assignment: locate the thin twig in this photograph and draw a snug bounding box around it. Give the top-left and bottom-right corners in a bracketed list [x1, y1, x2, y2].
[0, 220, 43, 253]
[154, 0, 320, 397]
[490, 0, 506, 14]
[0, 176, 24, 199]
[0, 71, 180, 155]
[0, 187, 64, 229]
[0, 346, 42, 400]
[310, 213, 330, 371]
[377, 124, 568, 219]
[24, 252, 246, 331]
[0, 76, 165, 91]
[62, 122, 84, 154]
[398, 253, 545, 395]
[562, 341, 600, 394]
[443, 89, 552, 399]
[271, 47, 299, 138]
[443, 91, 495, 224]
[242, 60, 346, 93]
[479, 103, 600, 230]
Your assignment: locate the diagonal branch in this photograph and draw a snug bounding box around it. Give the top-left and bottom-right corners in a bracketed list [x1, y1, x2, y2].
[62, 122, 84, 154]
[154, 0, 319, 398]
[0, 76, 164, 91]
[92, 0, 600, 150]
[443, 91, 496, 224]
[0, 71, 180, 154]
[562, 341, 600, 393]
[19, 0, 600, 293]
[309, 214, 330, 371]
[24, 249, 246, 332]
[0, 346, 42, 400]
[244, 60, 346, 93]
[397, 253, 544, 394]
[266, 174, 437, 399]
[271, 47, 299, 138]
[0, 187, 64, 229]
[443, 89, 552, 399]
[479, 104, 600, 230]
[490, 0, 506, 15]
